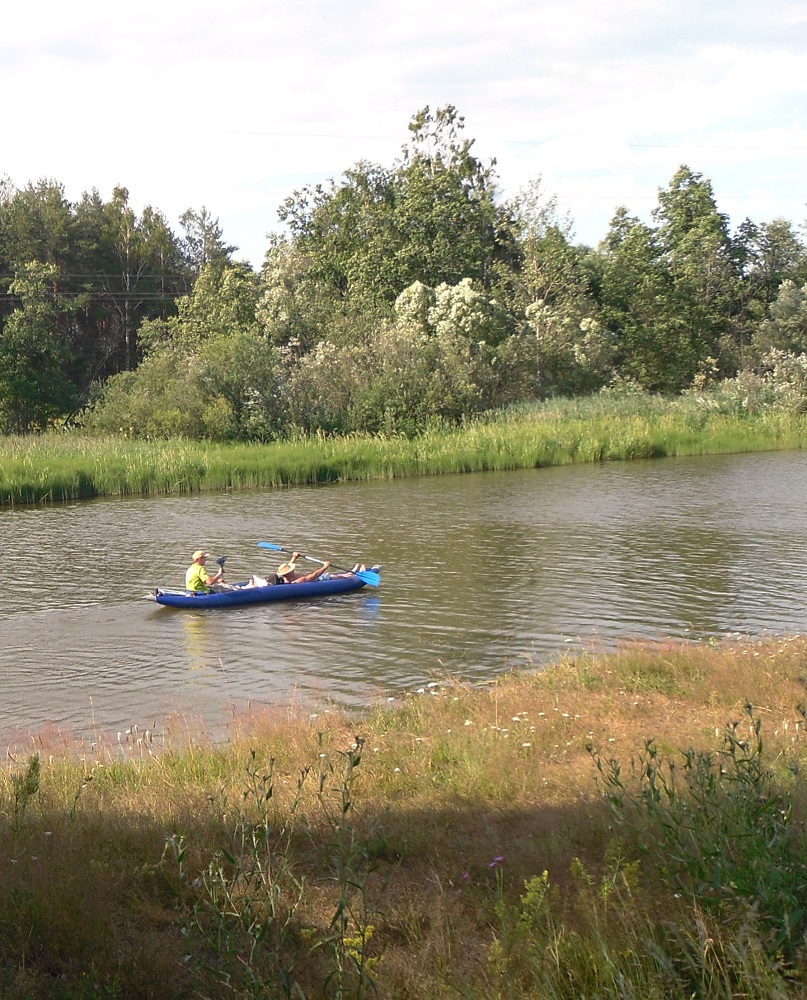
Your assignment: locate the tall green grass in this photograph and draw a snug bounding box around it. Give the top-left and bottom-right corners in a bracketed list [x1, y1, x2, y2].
[2, 395, 806, 503]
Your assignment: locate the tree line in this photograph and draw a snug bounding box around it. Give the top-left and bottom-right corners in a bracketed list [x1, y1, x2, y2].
[3, 105, 807, 438]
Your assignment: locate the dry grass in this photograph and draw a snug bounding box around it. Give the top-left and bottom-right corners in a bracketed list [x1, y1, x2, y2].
[1, 636, 807, 997]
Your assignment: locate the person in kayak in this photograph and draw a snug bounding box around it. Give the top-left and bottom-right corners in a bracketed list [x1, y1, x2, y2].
[186, 550, 228, 593]
[276, 552, 332, 584]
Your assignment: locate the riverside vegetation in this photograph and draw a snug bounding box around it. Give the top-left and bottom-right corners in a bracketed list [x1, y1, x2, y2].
[3, 392, 807, 504]
[1, 637, 807, 998]
[4, 107, 807, 445]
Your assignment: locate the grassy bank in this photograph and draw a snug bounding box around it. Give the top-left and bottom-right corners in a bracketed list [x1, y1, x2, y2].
[1, 394, 806, 503]
[2, 636, 807, 997]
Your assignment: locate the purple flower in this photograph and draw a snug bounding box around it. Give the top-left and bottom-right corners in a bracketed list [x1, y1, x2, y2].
[488, 855, 505, 868]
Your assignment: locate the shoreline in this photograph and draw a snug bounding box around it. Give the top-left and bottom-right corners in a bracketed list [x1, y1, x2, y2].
[2, 395, 807, 504]
[1, 636, 806, 996]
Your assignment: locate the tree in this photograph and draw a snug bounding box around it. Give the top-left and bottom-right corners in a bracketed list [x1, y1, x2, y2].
[732, 219, 807, 366]
[86, 261, 280, 440]
[751, 280, 807, 356]
[180, 207, 236, 276]
[652, 166, 739, 378]
[0, 262, 76, 431]
[596, 209, 675, 390]
[275, 105, 520, 328]
[595, 168, 742, 391]
[392, 105, 519, 294]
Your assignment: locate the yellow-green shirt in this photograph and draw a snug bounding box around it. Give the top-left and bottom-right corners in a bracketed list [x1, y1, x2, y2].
[186, 563, 212, 593]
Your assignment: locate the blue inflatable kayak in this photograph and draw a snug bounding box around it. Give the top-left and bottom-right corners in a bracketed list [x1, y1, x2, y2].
[151, 574, 369, 609]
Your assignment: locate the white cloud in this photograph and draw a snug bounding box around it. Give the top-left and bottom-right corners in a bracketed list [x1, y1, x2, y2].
[2, 0, 806, 264]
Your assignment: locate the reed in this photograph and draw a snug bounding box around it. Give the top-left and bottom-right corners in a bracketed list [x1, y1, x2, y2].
[1, 636, 806, 997]
[2, 394, 807, 503]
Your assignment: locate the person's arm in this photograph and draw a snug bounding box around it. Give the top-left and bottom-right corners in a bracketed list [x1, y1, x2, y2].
[295, 561, 330, 584]
[201, 566, 224, 586]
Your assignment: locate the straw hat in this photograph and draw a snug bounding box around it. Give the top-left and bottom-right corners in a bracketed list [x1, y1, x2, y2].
[276, 561, 296, 578]
[192, 549, 208, 561]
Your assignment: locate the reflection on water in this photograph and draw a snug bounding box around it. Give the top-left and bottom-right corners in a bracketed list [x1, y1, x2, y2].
[1, 450, 807, 744]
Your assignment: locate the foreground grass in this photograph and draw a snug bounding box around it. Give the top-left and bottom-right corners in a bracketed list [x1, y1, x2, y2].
[3, 636, 807, 997]
[1, 394, 807, 503]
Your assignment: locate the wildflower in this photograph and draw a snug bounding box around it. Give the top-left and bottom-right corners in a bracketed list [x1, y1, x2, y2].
[464, 720, 471, 726]
[488, 855, 505, 868]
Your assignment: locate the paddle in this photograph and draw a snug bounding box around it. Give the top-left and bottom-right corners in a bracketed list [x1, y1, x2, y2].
[257, 542, 381, 587]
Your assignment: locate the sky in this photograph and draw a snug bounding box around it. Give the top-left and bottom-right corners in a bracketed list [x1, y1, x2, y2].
[2, 0, 806, 268]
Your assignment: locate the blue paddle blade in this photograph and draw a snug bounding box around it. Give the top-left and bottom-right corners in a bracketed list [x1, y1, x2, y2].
[257, 542, 284, 551]
[355, 569, 381, 587]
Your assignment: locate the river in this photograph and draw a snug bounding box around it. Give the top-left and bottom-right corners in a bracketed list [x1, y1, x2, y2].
[1, 450, 805, 749]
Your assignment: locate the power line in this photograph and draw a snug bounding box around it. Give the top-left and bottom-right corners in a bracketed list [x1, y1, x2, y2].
[217, 128, 807, 153]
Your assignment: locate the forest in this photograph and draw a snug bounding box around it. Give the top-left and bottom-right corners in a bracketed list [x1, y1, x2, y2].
[2, 104, 807, 440]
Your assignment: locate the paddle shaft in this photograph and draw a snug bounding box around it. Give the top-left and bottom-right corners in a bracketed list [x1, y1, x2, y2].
[257, 542, 379, 586]
[265, 544, 351, 575]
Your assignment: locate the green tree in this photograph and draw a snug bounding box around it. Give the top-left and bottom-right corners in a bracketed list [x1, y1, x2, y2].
[0, 179, 77, 270]
[85, 261, 281, 440]
[732, 218, 807, 366]
[596, 208, 674, 390]
[652, 165, 739, 379]
[392, 105, 518, 294]
[180, 206, 236, 276]
[0, 262, 76, 431]
[751, 280, 807, 356]
[276, 105, 519, 329]
[596, 167, 741, 391]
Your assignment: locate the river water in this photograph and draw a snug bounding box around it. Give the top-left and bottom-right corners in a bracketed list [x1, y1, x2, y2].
[1, 450, 806, 749]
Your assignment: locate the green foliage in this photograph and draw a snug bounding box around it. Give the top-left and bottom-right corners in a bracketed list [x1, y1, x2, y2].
[702, 349, 807, 415]
[173, 744, 384, 999]
[173, 752, 308, 997]
[83, 262, 283, 440]
[9, 393, 807, 503]
[597, 168, 742, 392]
[179, 205, 236, 275]
[5, 128, 807, 438]
[277, 105, 518, 321]
[0, 262, 76, 431]
[752, 280, 807, 356]
[590, 705, 807, 957]
[0, 180, 190, 408]
[8, 755, 40, 839]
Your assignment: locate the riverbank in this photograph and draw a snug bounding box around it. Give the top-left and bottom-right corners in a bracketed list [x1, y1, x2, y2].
[2, 394, 807, 503]
[2, 636, 806, 998]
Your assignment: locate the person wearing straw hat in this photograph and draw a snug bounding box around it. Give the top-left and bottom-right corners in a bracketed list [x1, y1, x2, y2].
[185, 549, 227, 593]
[276, 551, 332, 585]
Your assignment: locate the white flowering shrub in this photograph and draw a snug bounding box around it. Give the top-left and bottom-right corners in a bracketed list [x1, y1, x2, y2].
[701, 349, 807, 414]
[394, 281, 436, 333]
[526, 300, 615, 395]
[427, 278, 512, 346]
